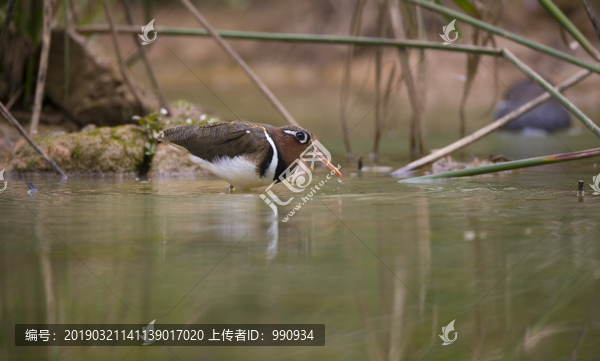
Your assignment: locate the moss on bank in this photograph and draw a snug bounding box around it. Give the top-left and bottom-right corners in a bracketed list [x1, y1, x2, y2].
[8, 125, 148, 173]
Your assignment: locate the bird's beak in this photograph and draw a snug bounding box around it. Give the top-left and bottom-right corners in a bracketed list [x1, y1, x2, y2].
[316, 153, 343, 181]
[309, 138, 342, 181]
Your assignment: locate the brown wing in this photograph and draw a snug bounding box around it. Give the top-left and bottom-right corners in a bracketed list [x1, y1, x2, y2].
[157, 120, 274, 166]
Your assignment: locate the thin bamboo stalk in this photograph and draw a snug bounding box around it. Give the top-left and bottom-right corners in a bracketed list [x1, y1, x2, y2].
[178, 0, 299, 126]
[391, 65, 593, 175]
[373, 0, 387, 161]
[503, 49, 600, 138]
[30, 0, 53, 135]
[6, 86, 23, 111]
[538, 0, 600, 61]
[340, 0, 367, 158]
[75, 25, 504, 55]
[390, 0, 424, 157]
[398, 148, 600, 182]
[459, 36, 480, 138]
[381, 63, 397, 126]
[0, 102, 67, 178]
[121, 0, 172, 115]
[581, 0, 600, 41]
[100, 0, 147, 114]
[68, 0, 79, 24]
[403, 0, 600, 75]
[416, 5, 428, 129]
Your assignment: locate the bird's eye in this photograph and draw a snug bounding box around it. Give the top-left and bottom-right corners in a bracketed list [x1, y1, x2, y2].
[295, 132, 307, 143]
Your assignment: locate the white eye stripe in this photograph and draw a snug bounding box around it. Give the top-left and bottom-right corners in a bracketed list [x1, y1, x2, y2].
[283, 130, 308, 143]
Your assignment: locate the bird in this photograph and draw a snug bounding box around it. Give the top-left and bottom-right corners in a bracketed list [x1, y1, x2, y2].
[494, 79, 571, 132]
[157, 120, 342, 190]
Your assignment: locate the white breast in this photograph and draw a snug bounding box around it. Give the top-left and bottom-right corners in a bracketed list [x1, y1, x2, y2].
[188, 130, 279, 190]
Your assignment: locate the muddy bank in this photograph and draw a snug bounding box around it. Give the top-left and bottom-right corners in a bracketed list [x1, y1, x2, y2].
[7, 125, 147, 174]
[1, 104, 215, 176]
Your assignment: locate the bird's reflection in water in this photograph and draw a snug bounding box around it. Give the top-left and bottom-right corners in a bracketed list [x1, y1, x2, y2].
[266, 212, 279, 261]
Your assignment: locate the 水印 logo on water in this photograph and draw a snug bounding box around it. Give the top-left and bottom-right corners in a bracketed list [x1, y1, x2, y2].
[439, 319, 458, 345]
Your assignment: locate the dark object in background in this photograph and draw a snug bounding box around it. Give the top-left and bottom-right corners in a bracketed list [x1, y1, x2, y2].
[357, 156, 363, 176]
[494, 79, 571, 131]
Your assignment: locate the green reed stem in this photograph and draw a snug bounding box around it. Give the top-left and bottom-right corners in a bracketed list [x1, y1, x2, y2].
[538, 0, 600, 61]
[399, 148, 600, 182]
[403, 0, 600, 75]
[75, 25, 503, 55]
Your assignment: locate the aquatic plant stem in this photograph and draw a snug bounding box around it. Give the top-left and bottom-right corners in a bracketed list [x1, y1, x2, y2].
[581, 0, 600, 41]
[391, 66, 594, 175]
[178, 0, 299, 126]
[373, 0, 387, 161]
[340, 0, 367, 158]
[398, 148, 600, 182]
[503, 49, 600, 139]
[30, 0, 52, 135]
[75, 25, 504, 55]
[403, 0, 600, 75]
[538, 0, 600, 61]
[390, 0, 424, 157]
[0, 102, 67, 178]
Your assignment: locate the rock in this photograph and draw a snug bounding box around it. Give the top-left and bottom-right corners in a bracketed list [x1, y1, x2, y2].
[8, 125, 148, 173]
[81, 124, 97, 132]
[432, 154, 510, 174]
[45, 30, 156, 127]
[494, 79, 571, 132]
[149, 143, 207, 176]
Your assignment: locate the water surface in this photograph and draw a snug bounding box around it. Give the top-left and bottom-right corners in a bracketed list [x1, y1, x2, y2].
[1, 158, 599, 361]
